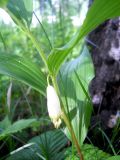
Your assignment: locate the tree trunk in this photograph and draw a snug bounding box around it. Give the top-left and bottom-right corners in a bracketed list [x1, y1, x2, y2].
[87, 3, 120, 128]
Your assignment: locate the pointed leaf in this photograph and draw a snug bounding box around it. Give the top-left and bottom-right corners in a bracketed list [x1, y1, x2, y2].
[48, 0, 120, 75]
[7, 130, 68, 160]
[58, 46, 94, 145]
[7, 0, 33, 28]
[0, 54, 47, 96]
[0, 116, 11, 131]
[0, 119, 36, 140]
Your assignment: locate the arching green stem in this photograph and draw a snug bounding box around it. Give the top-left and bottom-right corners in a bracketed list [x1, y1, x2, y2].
[52, 76, 84, 160]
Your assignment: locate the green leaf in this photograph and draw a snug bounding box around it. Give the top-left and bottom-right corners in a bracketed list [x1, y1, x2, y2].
[0, 116, 11, 131]
[0, 119, 36, 140]
[107, 156, 120, 160]
[65, 144, 110, 160]
[47, 39, 75, 75]
[0, 54, 47, 96]
[48, 0, 120, 75]
[80, 0, 120, 38]
[7, 0, 33, 28]
[7, 130, 68, 160]
[0, 0, 9, 7]
[58, 46, 94, 145]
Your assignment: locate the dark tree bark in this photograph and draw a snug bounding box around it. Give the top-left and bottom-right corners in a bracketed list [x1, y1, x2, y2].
[87, 1, 120, 128]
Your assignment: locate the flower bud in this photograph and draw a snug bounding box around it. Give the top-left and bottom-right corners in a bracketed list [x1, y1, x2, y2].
[47, 85, 62, 128]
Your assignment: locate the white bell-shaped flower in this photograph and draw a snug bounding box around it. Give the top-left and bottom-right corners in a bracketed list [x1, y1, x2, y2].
[47, 85, 62, 128]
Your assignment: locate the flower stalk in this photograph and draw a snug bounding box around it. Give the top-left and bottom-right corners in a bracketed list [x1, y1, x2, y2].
[50, 76, 84, 160]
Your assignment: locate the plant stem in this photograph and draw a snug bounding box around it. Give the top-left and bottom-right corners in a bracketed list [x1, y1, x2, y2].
[62, 113, 84, 160]
[6, 8, 48, 69]
[52, 76, 84, 160]
[27, 30, 48, 69]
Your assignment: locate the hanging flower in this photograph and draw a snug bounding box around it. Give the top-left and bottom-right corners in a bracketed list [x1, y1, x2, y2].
[47, 85, 62, 128]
